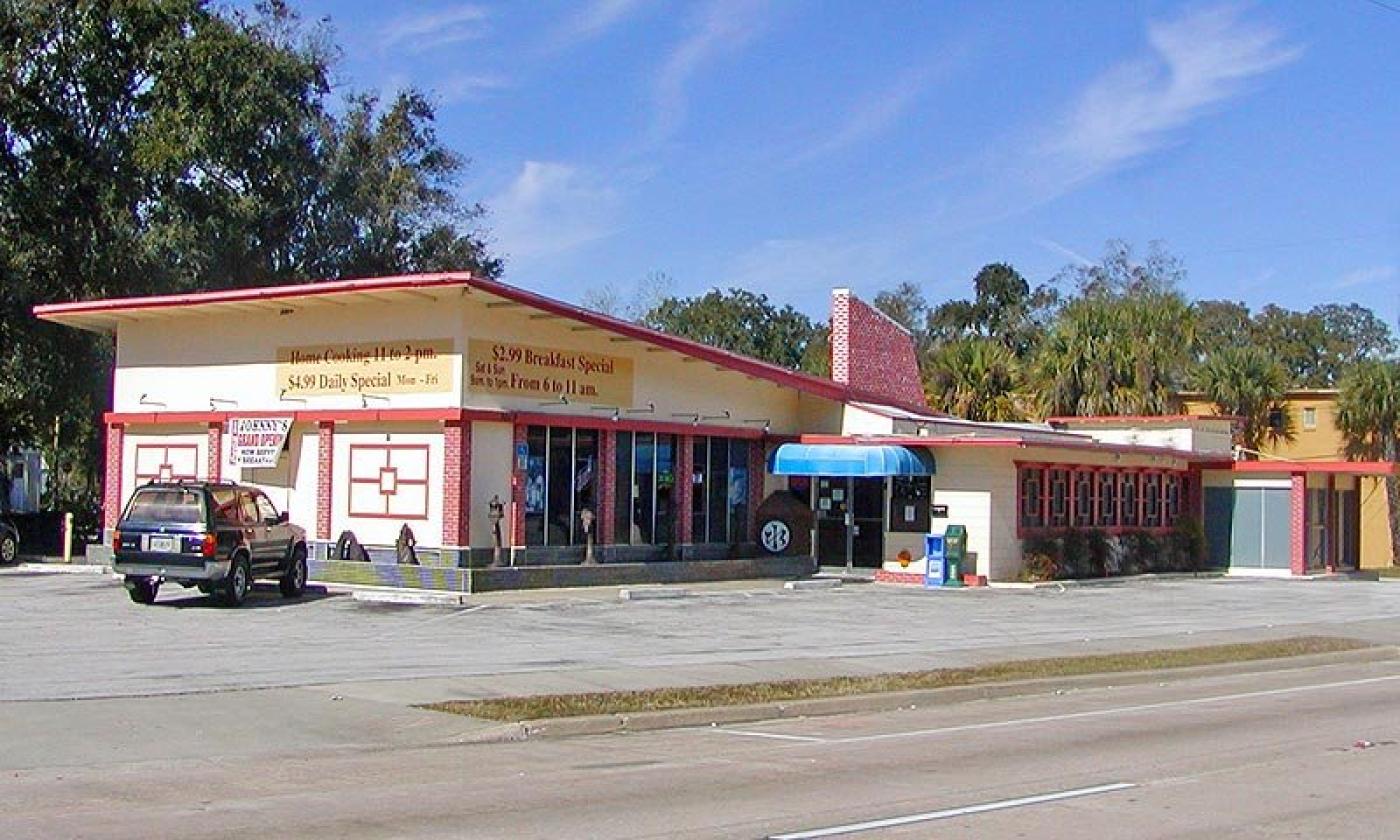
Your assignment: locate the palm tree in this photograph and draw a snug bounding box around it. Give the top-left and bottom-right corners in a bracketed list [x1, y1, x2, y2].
[1335, 360, 1400, 565]
[924, 338, 1026, 421]
[1194, 346, 1294, 452]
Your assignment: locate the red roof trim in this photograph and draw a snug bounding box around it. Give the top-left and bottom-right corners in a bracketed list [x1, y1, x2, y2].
[34, 272, 473, 318]
[37, 271, 933, 416]
[1228, 460, 1398, 477]
[798, 433, 1199, 462]
[104, 407, 510, 426]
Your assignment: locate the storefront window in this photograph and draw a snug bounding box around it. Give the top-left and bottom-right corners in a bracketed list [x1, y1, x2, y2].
[688, 437, 752, 543]
[1019, 465, 1187, 534]
[1142, 473, 1162, 528]
[1019, 467, 1044, 529]
[1048, 468, 1069, 528]
[525, 426, 598, 547]
[614, 431, 633, 545]
[1096, 471, 1117, 527]
[1119, 473, 1139, 527]
[1072, 470, 1094, 528]
[888, 474, 930, 533]
[612, 431, 678, 548]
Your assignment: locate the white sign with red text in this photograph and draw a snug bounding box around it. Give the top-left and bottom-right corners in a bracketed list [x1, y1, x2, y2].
[228, 418, 294, 468]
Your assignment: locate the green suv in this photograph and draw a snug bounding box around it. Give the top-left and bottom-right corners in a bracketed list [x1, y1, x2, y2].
[112, 481, 308, 607]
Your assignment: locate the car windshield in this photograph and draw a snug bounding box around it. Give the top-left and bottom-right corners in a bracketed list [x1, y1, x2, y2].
[125, 488, 205, 524]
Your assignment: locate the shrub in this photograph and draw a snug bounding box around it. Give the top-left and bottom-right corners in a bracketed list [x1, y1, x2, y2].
[1170, 515, 1206, 572]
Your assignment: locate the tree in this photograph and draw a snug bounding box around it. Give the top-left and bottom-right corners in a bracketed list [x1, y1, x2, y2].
[0, 0, 498, 517]
[640, 288, 823, 372]
[1335, 360, 1400, 564]
[925, 262, 1057, 358]
[923, 339, 1026, 422]
[1194, 346, 1293, 452]
[1191, 300, 1255, 362]
[1056, 239, 1185, 299]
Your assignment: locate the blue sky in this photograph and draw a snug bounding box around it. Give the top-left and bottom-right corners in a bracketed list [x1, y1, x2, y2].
[283, 0, 1398, 324]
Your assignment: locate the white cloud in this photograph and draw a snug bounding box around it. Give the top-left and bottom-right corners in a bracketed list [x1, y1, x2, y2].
[382, 5, 489, 52]
[1035, 237, 1094, 267]
[1338, 265, 1397, 289]
[489, 162, 622, 263]
[649, 0, 770, 144]
[435, 73, 510, 104]
[1044, 3, 1301, 185]
[792, 66, 936, 164]
[543, 0, 647, 52]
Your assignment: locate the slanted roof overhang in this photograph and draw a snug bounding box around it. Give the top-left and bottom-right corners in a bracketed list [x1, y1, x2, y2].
[33, 273, 934, 416]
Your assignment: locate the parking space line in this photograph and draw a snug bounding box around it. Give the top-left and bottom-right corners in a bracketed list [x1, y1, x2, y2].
[767, 782, 1137, 838]
[713, 729, 828, 743]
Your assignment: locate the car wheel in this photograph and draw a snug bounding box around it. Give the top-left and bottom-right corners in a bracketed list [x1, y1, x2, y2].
[0, 532, 17, 565]
[280, 545, 308, 599]
[127, 576, 159, 605]
[220, 555, 251, 607]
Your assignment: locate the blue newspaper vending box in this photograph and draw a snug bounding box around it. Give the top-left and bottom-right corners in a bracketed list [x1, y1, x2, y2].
[924, 534, 946, 588]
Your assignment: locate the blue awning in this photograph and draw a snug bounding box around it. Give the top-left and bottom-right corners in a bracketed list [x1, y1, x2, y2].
[768, 443, 935, 477]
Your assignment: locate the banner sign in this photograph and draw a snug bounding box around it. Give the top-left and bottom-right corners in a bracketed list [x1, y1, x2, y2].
[228, 417, 293, 468]
[276, 339, 455, 396]
[467, 339, 634, 404]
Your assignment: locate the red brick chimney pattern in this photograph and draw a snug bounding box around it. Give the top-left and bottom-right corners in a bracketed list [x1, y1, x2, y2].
[829, 288, 926, 408]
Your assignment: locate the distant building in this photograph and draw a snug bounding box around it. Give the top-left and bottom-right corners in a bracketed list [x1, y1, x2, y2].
[1177, 389, 1395, 570]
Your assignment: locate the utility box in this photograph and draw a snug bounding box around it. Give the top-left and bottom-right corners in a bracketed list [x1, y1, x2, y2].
[923, 534, 946, 588]
[943, 524, 967, 588]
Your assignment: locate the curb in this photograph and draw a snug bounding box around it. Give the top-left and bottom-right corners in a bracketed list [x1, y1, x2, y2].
[450, 645, 1398, 743]
[784, 579, 841, 591]
[619, 587, 690, 601]
[350, 588, 469, 606]
[5, 562, 111, 575]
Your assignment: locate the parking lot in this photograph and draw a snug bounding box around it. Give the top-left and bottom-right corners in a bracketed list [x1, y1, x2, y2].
[6, 571, 1400, 703]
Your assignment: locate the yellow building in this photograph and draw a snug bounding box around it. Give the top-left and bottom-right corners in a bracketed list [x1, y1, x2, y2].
[1180, 390, 1396, 569]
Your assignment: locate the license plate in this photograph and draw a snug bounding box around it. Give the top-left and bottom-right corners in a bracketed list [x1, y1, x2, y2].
[147, 535, 177, 553]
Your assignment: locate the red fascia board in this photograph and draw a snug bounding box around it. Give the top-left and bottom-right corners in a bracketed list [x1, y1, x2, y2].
[34, 272, 473, 320]
[104, 407, 510, 426]
[798, 433, 1201, 462]
[1229, 460, 1399, 477]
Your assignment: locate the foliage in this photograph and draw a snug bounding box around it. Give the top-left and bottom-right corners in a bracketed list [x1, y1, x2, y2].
[0, 0, 499, 511]
[640, 287, 824, 372]
[1194, 345, 1294, 452]
[923, 338, 1026, 421]
[1335, 360, 1400, 564]
[926, 262, 1058, 359]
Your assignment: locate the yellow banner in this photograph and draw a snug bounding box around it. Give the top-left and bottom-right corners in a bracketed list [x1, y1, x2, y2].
[277, 340, 455, 396]
[468, 339, 634, 405]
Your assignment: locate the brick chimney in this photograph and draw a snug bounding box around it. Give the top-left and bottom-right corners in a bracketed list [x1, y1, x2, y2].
[829, 288, 926, 408]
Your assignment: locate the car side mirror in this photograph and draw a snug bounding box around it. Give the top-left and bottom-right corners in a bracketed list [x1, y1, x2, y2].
[277, 511, 289, 525]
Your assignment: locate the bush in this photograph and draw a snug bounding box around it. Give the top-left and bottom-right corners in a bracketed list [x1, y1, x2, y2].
[1169, 515, 1206, 572]
[1019, 534, 1061, 581]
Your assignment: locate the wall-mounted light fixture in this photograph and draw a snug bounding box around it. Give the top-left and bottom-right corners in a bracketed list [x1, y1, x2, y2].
[278, 388, 308, 404]
[626, 401, 656, 414]
[360, 393, 390, 408]
[209, 397, 238, 411]
[536, 394, 569, 407]
[138, 393, 167, 407]
[700, 410, 731, 422]
[590, 404, 622, 422]
[742, 417, 771, 434]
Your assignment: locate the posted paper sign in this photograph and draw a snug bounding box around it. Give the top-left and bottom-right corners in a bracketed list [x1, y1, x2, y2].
[229, 418, 293, 468]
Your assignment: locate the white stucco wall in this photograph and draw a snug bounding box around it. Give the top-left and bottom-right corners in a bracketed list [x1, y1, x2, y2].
[469, 421, 514, 550]
[329, 424, 443, 547]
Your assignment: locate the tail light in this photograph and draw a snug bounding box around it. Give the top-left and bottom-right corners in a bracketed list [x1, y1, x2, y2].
[201, 534, 217, 557]
[112, 530, 122, 548]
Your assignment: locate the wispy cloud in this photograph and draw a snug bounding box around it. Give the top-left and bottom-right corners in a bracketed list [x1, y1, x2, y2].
[435, 73, 510, 105]
[1043, 3, 1301, 187]
[649, 0, 770, 145]
[542, 0, 647, 53]
[382, 5, 489, 53]
[489, 162, 622, 263]
[792, 64, 941, 165]
[1035, 237, 1094, 267]
[1338, 265, 1396, 289]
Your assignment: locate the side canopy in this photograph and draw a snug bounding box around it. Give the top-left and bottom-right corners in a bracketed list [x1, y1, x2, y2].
[768, 443, 934, 477]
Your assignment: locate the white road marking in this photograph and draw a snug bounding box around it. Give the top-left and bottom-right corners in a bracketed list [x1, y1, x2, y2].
[767, 782, 1137, 839]
[715, 672, 1400, 746]
[713, 729, 827, 743]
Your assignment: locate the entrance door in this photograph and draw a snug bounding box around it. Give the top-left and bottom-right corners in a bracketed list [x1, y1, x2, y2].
[815, 477, 885, 569]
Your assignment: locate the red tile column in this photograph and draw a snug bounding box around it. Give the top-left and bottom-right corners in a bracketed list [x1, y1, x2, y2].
[677, 435, 695, 547]
[598, 430, 616, 547]
[511, 423, 527, 550]
[442, 420, 471, 548]
[748, 438, 766, 542]
[103, 423, 124, 533]
[206, 422, 223, 481]
[316, 421, 334, 541]
[1289, 472, 1307, 576]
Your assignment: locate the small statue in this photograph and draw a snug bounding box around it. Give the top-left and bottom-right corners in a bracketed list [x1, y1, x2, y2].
[395, 523, 418, 565]
[488, 494, 505, 566]
[579, 507, 595, 564]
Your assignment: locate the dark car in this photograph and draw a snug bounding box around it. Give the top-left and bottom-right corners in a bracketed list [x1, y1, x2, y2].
[0, 518, 18, 565]
[112, 481, 308, 607]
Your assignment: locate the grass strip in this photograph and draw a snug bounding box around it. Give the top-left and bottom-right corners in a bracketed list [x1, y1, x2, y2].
[422, 636, 1370, 722]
